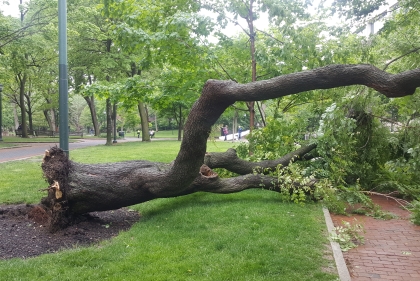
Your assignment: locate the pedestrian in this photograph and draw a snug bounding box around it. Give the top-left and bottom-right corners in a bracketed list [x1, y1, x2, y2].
[238, 126, 242, 140]
[223, 125, 228, 141]
[137, 129, 140, 138]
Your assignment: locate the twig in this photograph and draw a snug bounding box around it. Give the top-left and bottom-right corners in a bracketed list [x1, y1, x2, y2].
[383, 47, 420, 71]
[361, 191, 411, 211]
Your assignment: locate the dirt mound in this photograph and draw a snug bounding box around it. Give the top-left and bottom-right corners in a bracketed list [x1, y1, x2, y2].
[0, 204, 140, 260]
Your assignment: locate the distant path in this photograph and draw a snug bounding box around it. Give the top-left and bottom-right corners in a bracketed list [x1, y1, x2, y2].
[0, 137, 144, 163]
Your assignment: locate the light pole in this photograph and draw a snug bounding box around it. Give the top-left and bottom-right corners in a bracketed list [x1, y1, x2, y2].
[58, 0, 69, 155]
[0, 84, 3, 142]
[113, 102, 117, 143]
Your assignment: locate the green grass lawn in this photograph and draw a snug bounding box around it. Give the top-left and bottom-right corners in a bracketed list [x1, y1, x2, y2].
[0, 140, 338, 281]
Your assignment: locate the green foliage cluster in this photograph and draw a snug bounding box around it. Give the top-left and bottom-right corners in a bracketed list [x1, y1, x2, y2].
[236, 115, 308, 161]
[315, 94, 393, 188]
[275, 163, 317, 204]
[243, 88, 420, 220]
[329, 220, 365, 252]
[409, 200, 420, 226]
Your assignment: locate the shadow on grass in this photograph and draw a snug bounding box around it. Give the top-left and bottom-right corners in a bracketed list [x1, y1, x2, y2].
[135, 190, 288, 220]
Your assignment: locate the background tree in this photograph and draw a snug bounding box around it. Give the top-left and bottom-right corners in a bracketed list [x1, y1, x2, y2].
[200, 0, 312, 133]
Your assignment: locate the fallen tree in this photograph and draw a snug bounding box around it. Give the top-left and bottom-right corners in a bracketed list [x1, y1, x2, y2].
[40, 64, 420, 230]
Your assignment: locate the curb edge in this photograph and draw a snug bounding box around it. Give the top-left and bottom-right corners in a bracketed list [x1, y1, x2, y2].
[323, 207, 352, 281]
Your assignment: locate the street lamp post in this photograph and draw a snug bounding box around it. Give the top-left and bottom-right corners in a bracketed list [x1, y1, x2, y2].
[113, 102, 117, 143]
[0, 84, 3, 142]
[58, 0, 69, 155]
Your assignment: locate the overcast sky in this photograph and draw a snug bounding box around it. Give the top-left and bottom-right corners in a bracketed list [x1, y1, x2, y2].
[1, 0, 397, 36]
[1, 0, 28, 17]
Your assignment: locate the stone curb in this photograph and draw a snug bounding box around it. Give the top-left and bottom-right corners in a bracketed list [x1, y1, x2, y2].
[323, 207, 352, 281]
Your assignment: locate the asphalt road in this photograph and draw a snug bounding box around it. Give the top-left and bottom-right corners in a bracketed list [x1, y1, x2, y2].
[0, 138, 141, 163]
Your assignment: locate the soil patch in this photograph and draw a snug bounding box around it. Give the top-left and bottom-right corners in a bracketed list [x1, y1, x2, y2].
[0, 204, 140, 260]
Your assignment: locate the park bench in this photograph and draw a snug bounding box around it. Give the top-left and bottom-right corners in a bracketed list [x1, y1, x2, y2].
[15, 129, 35, 137]
[54, 131, 84, 138]
[34, 130, 55, 137]
[69, 131, 84, 138]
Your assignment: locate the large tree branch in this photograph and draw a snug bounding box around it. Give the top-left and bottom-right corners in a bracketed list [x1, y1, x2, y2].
[204, 144, 317, 175]
[168, 64, 420, 194]
[221, 64, 420, 101]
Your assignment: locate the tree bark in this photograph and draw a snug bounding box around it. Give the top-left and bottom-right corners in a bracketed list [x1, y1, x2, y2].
[40, 64, 420, 230]
[177, 104, 183, 141]
[41, 144, 312, 227]
[204, 144, 317, 175]
[84, 95, 99, 136]
[18, 72, 28, 138]
[105, 98, 112, 145]
[25, 91, 34, 132]
[138, 101, 150, 142]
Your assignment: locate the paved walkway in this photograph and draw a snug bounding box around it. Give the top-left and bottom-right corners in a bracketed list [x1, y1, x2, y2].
[331, 195, 420, 280]
[0, 137, 146, 163]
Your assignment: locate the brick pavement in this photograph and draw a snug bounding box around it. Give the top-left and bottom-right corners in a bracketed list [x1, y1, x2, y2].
[331, 195, 420, 280]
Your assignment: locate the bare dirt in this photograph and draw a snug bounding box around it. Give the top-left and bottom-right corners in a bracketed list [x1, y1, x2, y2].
[0, 204, 140, 260]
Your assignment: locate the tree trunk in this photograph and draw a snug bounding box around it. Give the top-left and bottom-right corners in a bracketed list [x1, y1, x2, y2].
[39, 64, 420, 230]
[43, 110, 52, 131]
[112, 102, 117, 142]
[138, 102, 150, 141]
[177, 104, 182, 141]
[105, 38, 113, 144]
[154, 111, 158, 132]
[13, 103, 20, 130]
[105, 98, 112, 145]
[83, 95, 99, 136]
[52, 109, 58, 132]
[247, 0, 256, 134]
[42, 97, 55, 131]
[18, 73, 28, 138]
[25, 92, 33, 132]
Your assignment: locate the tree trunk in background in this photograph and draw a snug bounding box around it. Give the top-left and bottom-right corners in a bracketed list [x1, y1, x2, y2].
[138, 101, 150, 141]
[18, 73, 28, 138]
[84, 95, 99, 136]
[13, 103, 19, 130]
[105, 98, 112, 145]
[25, 93, 33, 132]
[51, 109, 58, 132]
[177, 104, 182, 141]
[112, 102, 117, 142]
[43, 96, 57, 132]
[43, 110, 52, 131]
[232, 110, 238, 140]
[154, 111, 158, 132]
[105, 38, 113, 144]
[247, 0, 256, 134]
